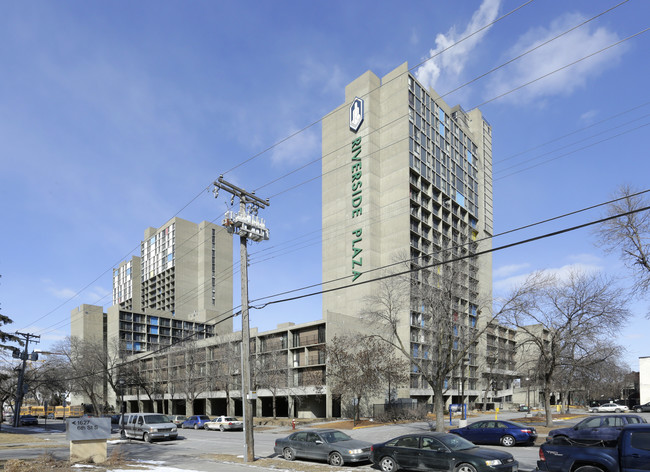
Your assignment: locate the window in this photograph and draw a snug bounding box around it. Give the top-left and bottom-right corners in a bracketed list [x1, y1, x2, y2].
[631, 432, 650, 451]
[395, 436, 419, 448]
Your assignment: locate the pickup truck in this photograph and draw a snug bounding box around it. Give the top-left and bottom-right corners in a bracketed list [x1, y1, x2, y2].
[536, 423, 650, 472]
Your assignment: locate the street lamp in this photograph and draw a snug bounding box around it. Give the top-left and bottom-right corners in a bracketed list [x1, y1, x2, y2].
[460, 358, 469, 420]
[526, 371, 531, 414]
[117, 378, 126, 438]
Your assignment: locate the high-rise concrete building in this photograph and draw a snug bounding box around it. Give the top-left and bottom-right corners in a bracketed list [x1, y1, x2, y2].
[322, 63, 511, 407]
[107, 217, 234, 355]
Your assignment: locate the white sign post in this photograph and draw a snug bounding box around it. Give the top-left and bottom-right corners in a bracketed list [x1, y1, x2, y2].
[66, 417, 111, 464]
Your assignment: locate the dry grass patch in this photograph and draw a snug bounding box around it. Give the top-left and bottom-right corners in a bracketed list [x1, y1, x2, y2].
[0, 433, 48, 446]
[1, 448, 151, 472]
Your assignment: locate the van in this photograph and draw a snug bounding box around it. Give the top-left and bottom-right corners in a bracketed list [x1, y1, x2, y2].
[120, 413, 177, 442]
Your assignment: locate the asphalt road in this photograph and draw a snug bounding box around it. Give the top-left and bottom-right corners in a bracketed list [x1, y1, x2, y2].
[3, 410, 649, 471]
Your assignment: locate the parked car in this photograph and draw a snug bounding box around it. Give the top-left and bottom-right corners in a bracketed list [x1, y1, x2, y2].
[18, 415, 39, 426]
[181, 415, 211, 429]
[589, 402, 629, 413]
[548, 414, 646, 444]
[449, 420, 537, 447]
[370, 432, 518, 472]
[274, 428, 372, 466]
[632, 402, 650, 413]
[538, 423, 650, 472]
[204, 416, 243, 431]
[169, 415, 187, 425]
[120, 413, 178, 442]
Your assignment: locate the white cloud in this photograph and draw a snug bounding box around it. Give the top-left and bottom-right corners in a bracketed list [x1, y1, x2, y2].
[43, 279, 110, 304]
[298, 58, 345, 95]
[493, 263, 530, 278]
[484, 12, 626, 105]
[493, 259, 604, 293]
[270, 127, 320, 167]
[579, 109, 599, 123]
[415, 0, 501, 93]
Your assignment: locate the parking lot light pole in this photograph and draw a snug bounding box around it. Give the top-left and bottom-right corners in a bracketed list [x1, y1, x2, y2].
[526, 371, 531, 413]
[117, 378, 126, 438]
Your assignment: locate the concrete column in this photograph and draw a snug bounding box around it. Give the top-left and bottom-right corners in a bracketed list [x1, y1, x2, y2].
[326, 391, 332, 418]
[227, 397, 235, 416]
[206, 398, 213, 416]
[288, 396, 295, 419]
[255, 398, 262, 418]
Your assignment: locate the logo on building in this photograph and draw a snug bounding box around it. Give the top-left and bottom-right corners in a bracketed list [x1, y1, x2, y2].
[349, 97, 364, 132]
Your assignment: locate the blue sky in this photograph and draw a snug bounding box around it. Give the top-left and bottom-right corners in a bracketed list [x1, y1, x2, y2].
[1, 0, 649, 369]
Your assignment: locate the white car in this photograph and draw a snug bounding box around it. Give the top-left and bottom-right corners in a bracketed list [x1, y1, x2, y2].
[590, 403, 629, 413]
[204, 415, 243, 431]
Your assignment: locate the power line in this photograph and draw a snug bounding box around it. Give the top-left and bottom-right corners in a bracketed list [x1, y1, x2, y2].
[49, 200, 650, 386]
[22, 2, 644, 334]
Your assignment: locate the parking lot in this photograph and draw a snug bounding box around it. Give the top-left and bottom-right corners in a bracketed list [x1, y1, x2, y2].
[3, 410, 648, 471]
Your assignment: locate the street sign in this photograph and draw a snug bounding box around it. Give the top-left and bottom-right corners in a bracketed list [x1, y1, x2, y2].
[66, 418, 111, 441]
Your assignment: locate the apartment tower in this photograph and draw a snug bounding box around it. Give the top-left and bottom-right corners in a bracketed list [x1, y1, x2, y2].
[322, 63, 499, 407]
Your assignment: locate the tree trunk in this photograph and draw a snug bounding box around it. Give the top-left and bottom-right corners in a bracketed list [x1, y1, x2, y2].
[272, 393, 277, 420]
[543, 383, 553, 427]
[433, 386, 446, 432]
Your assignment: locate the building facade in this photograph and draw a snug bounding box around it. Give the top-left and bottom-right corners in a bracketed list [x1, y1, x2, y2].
[70, 65, 524, 418]
[321, 63, 513, 410]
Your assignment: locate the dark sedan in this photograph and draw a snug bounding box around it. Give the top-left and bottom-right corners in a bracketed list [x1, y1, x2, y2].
[18, 415, 39, 426]
[449, 420, 537, 447]
[370, 433, 518, 472]
[548, 414, 645, 444]
[633, 402, 650, 413]
[274, 428, 372, 466]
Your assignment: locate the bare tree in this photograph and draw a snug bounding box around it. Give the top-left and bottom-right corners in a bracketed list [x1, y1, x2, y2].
[326, 334, 408, 425]
[208, 340, 241, 416]
[500, 270, 630, 427]
[254, 348, 288, 419]
[362, 254, 517, 431]
[171, 339, 207, 416]
[55, 337, 105, 415]
[595, 185, 650, 299]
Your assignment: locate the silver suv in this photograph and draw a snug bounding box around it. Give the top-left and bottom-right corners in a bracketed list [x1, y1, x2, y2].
[120, 413, 178, 442]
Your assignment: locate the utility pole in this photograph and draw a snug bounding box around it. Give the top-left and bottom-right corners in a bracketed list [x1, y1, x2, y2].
[214, 175, 269, 463]
[12, 332, 40, 427]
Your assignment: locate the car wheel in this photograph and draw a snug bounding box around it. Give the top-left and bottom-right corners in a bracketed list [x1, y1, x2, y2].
[574, 466, 605, 472]
[455, 463, 478, 472]
[204, 424, 209, 430]
[194, 423, 199, 430]
[328, 451, 344, 466]
[282, 447, 295, 461]
[143, 432, 152, 443]
[220, 425, 225, 432]
[636, 408, 643, 413]
[615, 409, 622, 413]
[500, 435, 516, 447]
[379, 456, 399, 472]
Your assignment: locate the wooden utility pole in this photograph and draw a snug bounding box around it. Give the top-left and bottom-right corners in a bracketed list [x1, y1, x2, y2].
[12, 332, 40, 427]
[214, 176, 269, 462]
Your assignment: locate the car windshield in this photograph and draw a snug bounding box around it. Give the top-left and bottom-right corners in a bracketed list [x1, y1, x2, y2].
[437, 434, 476, 451]
[321, 431, 352, 443]
[143, 415, 170, 424]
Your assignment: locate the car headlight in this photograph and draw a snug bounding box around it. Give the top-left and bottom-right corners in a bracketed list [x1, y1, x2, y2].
[150, 428, 158, 432]
[348, 449, 364, 454]
[485, 459, 503, 466]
